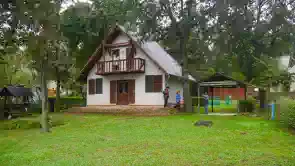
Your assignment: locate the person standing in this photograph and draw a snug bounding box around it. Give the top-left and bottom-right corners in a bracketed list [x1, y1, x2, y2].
[203, 92, 209, 114]
[163, 86, 170, 107]
[175, 90, 181, 109]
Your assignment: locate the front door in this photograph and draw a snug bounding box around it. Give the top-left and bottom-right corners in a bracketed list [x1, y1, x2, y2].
[117, 81, 129, 105]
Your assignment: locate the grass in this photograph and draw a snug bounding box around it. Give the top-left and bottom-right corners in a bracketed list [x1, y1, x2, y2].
[194, 100, 238, 113]
[0, 113, 295, 165]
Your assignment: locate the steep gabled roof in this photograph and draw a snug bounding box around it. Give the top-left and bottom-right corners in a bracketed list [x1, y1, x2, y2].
[141, 42, 195, 81]
[78, 25, 196, 82]
[0, 86, 33, 97]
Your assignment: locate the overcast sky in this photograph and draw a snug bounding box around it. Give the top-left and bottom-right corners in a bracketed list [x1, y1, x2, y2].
[61, 0, 91, 11]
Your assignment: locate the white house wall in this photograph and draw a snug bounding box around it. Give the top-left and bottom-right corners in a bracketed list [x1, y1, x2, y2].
[87, 33, 166, 106]
[167, 76, 183, 104]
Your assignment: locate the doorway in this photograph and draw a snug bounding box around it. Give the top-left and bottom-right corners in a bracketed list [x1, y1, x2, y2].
[117, 81, 129, 105]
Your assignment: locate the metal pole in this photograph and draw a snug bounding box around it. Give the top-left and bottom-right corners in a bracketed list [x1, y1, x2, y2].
[211, 87, 214, 112]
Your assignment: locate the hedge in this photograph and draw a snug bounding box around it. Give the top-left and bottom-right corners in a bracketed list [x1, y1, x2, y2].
[48, 96, 86, 112]
[238, 99, 255, 113]
[28, 96, 85, 113]
[0, 115, 64, 130]
[279, 97, 295, 129]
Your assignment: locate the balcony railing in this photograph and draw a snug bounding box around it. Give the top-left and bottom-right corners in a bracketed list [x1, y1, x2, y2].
[96, 58, 145, 75]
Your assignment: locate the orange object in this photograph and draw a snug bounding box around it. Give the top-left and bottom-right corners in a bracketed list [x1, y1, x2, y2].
[48, 88, 56, 97]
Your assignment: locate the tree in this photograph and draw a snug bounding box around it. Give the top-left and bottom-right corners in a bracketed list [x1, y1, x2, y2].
[137, 0, 295, 111]
[60, 0, 143, 70]
[18, 0, 69, 132]
[1, 48, 33, 86]
[49, 40, 73, 112]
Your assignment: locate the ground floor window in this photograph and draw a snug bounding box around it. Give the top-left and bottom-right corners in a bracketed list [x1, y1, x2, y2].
[88, 78, 103, 95]
[145, 75, 163, 92]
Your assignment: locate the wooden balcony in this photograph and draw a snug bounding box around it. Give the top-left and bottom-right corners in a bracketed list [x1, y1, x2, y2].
[96, 58, 145, 75]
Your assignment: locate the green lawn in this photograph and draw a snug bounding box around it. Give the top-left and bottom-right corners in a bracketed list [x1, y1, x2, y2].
[195, 100, 238, 113]
[1, 113, 295, 165]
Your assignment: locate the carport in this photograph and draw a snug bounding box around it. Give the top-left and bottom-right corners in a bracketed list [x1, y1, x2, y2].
[196, 73, 248, 113]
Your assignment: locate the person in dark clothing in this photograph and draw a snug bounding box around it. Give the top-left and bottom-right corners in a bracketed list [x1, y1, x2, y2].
[163, 86, 170, 107]
[203, 92, 209, 114]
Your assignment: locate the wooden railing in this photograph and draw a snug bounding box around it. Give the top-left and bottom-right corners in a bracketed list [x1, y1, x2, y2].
[96, 58, 145, 75]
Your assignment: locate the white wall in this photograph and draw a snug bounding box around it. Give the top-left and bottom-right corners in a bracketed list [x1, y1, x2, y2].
[167, 76, 183, 104]
[47, 80, 72, 96]
[87, 33, 166, 106]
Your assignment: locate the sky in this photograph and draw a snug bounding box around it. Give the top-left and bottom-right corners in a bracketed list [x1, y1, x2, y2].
[61, 0, 91, 11]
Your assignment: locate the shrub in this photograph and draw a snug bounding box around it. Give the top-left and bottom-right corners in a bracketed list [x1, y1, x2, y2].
[0, 119, 40, 130]
[48, 96, 86, 112]
[0, 115, 65, 130]
[279, 97, 295, 129]
[192, 97, 205, 106]
[239, 99, 255, 113]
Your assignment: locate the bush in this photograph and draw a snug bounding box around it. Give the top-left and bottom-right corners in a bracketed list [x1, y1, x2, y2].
[239, 99, 255, 113]
[0, 119, 40, 130]
[0, 117, 65, 130]
[192, 97, 205, 106]
[48, 96, 86, 112]
[279, 97, 295, 129]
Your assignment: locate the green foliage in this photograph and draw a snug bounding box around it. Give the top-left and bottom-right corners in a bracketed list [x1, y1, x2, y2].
[0, 119, 40, 130]
[239, 99, 255, 113]
[0, 115, 65, 130]
[48, 96, 85, 111]
[192, 97, 199, 106]
[60, 0, 142, 70]
[279, 97, 295, 129]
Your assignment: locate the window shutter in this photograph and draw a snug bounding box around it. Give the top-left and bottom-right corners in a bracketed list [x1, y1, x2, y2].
[153, 75, 162, 92]
[145, 76, 154, 92]
[88, 79, 95, 95]
[110, 80, 117, 103]
[96, 78, 103, 94]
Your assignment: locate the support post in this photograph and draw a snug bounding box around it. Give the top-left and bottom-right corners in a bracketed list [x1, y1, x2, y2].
[197, 84, 200, 113]
[244, 84, 247, 100]
[211, 87, 214, 112]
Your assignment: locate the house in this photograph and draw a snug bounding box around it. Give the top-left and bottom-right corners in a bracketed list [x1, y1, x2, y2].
[78, 25, 196, 106]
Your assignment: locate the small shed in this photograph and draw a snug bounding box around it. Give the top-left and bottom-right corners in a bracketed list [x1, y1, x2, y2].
[0, 86, 33, 97]
[196, 72, 249, 113]
[0, 85, 33, 119]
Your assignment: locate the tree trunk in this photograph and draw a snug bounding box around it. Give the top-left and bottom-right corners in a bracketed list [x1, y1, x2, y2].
[55, 68, 61, 112]
[41, 65, 50, 132]
[181, 34, 192, 113]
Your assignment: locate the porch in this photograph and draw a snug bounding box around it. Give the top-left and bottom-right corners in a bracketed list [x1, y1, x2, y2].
[67, 105, 171, 116]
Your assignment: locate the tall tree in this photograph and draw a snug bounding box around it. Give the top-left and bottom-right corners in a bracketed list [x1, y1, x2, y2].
[60, 0, 143, 70]
[18, 0, 69, 132]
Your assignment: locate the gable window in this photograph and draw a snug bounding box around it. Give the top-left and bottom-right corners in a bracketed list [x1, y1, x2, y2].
[95, 78, 103, 94]
[88, 79, 95, 95]
[145, 75, 163, 92]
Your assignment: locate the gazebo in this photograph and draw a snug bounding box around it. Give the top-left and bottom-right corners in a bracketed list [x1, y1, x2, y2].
[0, 85, 33, 119]
[196, 72, 249, 113]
